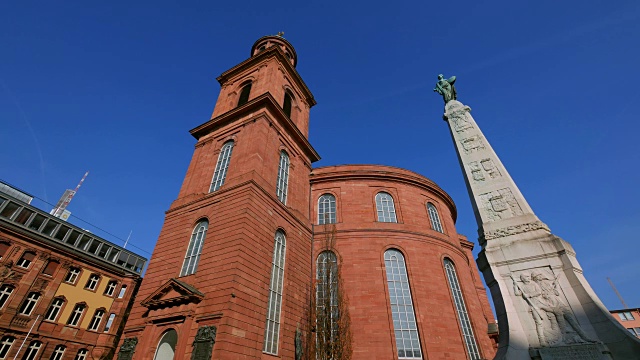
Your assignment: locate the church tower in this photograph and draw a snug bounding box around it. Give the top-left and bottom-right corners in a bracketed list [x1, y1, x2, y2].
[118, 35, 319, 360]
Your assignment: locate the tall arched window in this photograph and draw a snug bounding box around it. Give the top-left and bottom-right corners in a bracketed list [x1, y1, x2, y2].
[210, 141, 234, 192]
[444, 259, 481, 360]
[45, 297, 65, 321]
[318, 194, 336, 224]
[180, 220, 209, 276]
[50, 345, 66, 360]
[316, 251, 339, 347]
[0, 285, 14, 309]
[237, 82, 252, 106]
[384, 249, 422, 359]
[0, 336, 15, 359]
[427, 203, 444, 233]
[263, 230, 287, 355]
[283, 92, 292, 118]
[153, 329, 178, 360]
[375, 192, 397, 223]
[21, 341, 41, 360]
[276, 151, 290, 204]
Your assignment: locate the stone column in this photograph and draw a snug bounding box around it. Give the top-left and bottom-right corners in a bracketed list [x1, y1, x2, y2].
[442, 100, 640, 359]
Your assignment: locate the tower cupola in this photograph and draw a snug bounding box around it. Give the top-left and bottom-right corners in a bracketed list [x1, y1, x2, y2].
[251, 33, 297, 67]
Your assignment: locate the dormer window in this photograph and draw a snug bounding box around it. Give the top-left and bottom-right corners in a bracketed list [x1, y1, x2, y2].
[238, 82, 252, 106]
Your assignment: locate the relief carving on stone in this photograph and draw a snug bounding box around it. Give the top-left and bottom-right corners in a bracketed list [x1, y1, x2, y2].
[460, 135, 485, 154]
[117, 337, 138, 360]
[191, 326, 217, 360]
[481, 221, 550, 240]
[510, 269, 595, 347]
[479, 188, 523, 221]
[446, 104, 473, 133]
[468, 158, 502, 182]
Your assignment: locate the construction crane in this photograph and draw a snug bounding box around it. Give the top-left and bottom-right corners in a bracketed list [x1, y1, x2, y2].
[50, 171, 89, 220]
[607, 277, 629, 309]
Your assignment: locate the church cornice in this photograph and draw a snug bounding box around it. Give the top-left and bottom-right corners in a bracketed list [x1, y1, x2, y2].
[190, 92, 320, 163]
[310, 165, 457, 222]
[217, 46, 316, 107]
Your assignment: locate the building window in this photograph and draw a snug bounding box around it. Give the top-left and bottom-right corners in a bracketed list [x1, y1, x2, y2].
[42, 260, 60, 276]
[427, 203, 444, 233]
[18, 292, 40, 316]
[0, 285, 14, 309]
[619, 312, 636, 321]
[276, 151, 290, 204]
[50, 345, 66, 360]
[0, 242, 9, 259]
[21, 341, 41, 360]
[318, 194, 336, 225]
[263, 230, 287, 355]
[210, 141, 234, 192]
[16, 251, 35, 269]
[316, 251, 339, 345]
[628, 327, 640, 337]
[88, 309, 105, 331]
[154, 329, 178, 360]
[283, 92, 292, 118]
[74, 349, 88, 360]
[85, 274, 100, 290]
[118, 285, 127, 299]
[237, 82, 252, 106]
[104, 280, 118, 296]
[180, 220, 209, 276]
[0, 336, 15, 360]
[376, 192, 397, 223]
[384, 249, 422, 359]
[64, 267, 81, 284]
[67, 303, 86, 326]
[444, 259, 481, 360]
[45, 297, 65, 321]
[104, 313, 116, 332]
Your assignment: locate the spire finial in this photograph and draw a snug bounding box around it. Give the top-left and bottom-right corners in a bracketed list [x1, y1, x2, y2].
[277, 31, 285, 37]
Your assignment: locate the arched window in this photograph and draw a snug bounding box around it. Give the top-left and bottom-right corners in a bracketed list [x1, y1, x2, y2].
[88, 308, 106, 331]
[316, 251, 338, 347]
[210, 141, 234, 192]
[276, 151, 290, 204]
[180, 220, 209, 276]
[19, 292, 40, 316]
[0, 336, 15, 360]
[67, 303, 86, 326]
[375, 192, 397, 223]
[318, 194, 336, 224]
[237, 82, 252, 106]
[427, 203, 444, 233]
[16, 251, 35, 269]
[21, 341, 41, 360]
[45, 297, 65, 321]
[0, 285, 14, 309]
[384, 249, 422, 359]
[42, 260, 60, 276]
[444, 259, 481, 360]
[283, 92, 292, 118]
[73, 349, 88, 360]
[154, 329, 178, 360]
[0, 241, 10, 259]
[263, 230, 287, 355]
[50, 345, 66, 360]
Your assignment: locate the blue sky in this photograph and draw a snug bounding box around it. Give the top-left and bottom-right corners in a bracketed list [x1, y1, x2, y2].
[1, 1, 639, 311]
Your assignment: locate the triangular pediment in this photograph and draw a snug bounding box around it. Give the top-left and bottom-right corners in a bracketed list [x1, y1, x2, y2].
[140, 278, 204, 309]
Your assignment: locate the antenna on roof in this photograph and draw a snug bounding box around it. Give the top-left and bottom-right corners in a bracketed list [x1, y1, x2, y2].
[50, 171, 89, 220]
[607, 277, 629, 308]
[123, 230, 132, 249]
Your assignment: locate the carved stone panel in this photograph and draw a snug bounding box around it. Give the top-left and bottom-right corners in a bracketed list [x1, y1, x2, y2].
[117, 337, 138, 360]
[468, 158, 501, 182]
[537, 344, 608, 359]
[479, 188, 523, 221]
[480, 158, 501, 178]
[460, 135, 485, 154]
[191, 326, 217, 360]
[510, 269, 595, 348]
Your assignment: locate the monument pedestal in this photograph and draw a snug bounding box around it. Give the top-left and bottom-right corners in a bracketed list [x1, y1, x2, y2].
[441, 99, 640, 359]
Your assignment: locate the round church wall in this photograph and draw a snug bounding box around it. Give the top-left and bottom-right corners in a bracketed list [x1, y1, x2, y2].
[310, 164, 498, 360]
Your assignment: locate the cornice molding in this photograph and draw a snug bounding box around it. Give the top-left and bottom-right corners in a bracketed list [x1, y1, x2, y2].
[190, 92, 320, 163]
[217, 46, 315, 107]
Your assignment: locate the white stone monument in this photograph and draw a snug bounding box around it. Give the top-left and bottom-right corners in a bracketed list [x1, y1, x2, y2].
[441, 97, 640, 359]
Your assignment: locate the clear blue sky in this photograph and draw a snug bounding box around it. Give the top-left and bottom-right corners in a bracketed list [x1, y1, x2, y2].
[1, 1, 639, 311]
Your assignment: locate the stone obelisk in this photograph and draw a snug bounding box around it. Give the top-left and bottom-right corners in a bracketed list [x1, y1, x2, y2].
[435, 75, 640, 359]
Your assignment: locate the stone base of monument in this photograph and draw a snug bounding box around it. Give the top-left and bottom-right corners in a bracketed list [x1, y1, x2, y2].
[529, 343, 612, 360]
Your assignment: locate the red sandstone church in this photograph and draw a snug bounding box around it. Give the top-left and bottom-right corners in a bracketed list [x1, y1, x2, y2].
[117, 35, 498, 360]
